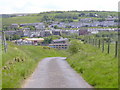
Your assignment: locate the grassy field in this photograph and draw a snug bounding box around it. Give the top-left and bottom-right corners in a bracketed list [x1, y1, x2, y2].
[2, 16, 42, 25]
[2, 11, 118, 25]
[2, 40, 118, 88]
[2, 42, 67, 88]
[103, 43, 117, 57]
[66, 41, 118, 88]
[0, 39, 2, 89]
[85, 41, 117, 58]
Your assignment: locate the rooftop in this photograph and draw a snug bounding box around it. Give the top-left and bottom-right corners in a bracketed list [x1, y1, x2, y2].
[53, 38, 68, 42]
[49, 43, 69, 45]
[25, 38, 44, 41]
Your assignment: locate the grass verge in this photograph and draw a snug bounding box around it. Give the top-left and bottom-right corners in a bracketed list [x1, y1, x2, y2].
[2, 42, 67, 88]
[67, 42, 118, 88]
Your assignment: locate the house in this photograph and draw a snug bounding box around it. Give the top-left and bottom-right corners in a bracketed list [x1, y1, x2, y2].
[20, 23, 45, 30]
[52, 38, 69, 44]
[22, 28, 30, 30]
[40, 30, 52, 37]
[5, 31, 16, 35]
[24, 38, 44, 45]
[114, 28, 119, 32]
[80, 18, 92, 22]
[105, 17, 117, 21]
[23, 30, 52, 37]
[79, 29, 89, 35]
[20, 23, 40, 27]
[23, 30, 31, 37]
[97, 28, 115, 32]
[11, 24, 19, 28]
[49, 38, 69, 49]
[52, 30, 61, 36]
[49, 43, 68, 49]
[35, 23, 45, 30]
[30, 31, 41, 37]
[61, 30, 70, 35]
[15, 39, 32, 45]
[99, 21, 116, 27]
[5, 30, 24, 36]
[88, 28, 116, 33]
[16, 30, 24, 36]
[90, 21, 100, 27]
[16, 38, 44, 45]
[44, 30, 52, 37]
[23, 30, 42, 37]
[16, 14, 28, 17]
[69, 30, 79, 35]
[49, 22, 66, 28]
[91, 31, 99, 34]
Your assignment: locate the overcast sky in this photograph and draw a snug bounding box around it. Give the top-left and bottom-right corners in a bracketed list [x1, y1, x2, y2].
[0, 0, 119, 14]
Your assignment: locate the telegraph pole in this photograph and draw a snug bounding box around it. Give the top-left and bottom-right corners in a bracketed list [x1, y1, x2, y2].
[2, 31, 7, 53]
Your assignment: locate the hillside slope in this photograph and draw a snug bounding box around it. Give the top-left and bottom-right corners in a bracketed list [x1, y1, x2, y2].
[2, 42, 67, 88]
[67, 41, 118, 88]
[2, 11, 118, 25]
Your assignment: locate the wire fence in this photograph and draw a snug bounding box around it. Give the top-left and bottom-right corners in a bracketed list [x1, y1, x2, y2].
[83, 37, 118, 58]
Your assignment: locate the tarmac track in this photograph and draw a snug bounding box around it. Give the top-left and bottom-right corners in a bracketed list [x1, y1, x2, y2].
[23, 57, 92, 88]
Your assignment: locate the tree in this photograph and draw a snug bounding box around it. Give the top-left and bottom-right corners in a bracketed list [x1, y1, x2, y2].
[65, 25, 71, 28]
[89, 13, 95, 17]
[114, 19, 118, 22]
[29, 26, 35, 30]
[68, 19, 73, 22]
[97, 18, 105, 22]
[79, 13, 85, 17]
[5, 35, 9, 40]
[3, 25, 9, 31]
[68, 40, 82, 54]
[54, 25, 60, 29]
[70, 33, 79, 39]
[41, 15, 51, 22]
[43, 37, 52, 44]
[12, 35, 21, 40]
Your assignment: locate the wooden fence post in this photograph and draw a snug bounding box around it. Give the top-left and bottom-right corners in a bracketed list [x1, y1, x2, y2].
[107, 40, 110, 54]
[93, 39, 94, 46]
[115, 41, 118, 57]
[98, 39, 100, 48]
[90, 38, 91, 44]
[95, 39, 97, 47]
[94, 39, 96, 46]
[89, 37, 90, 44]
[102, 40, 104, 52]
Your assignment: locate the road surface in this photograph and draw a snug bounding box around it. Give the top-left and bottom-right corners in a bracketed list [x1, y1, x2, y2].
[23, 57, 92, 88]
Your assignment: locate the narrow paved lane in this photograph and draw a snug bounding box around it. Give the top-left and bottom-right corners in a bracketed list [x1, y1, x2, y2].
[23, 57, 92, 88]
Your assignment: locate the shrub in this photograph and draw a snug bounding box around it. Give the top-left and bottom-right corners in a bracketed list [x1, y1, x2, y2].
[68, 40, 83, 54]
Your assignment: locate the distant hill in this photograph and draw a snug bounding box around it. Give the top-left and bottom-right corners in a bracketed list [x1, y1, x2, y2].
[2, 11, 118, 25]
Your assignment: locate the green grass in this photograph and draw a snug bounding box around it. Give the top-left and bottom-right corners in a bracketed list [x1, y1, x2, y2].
[2, 42, 67, 88]
[66, 42, 118, 88]
[2, 11, 118, 25]
[2, 40, 118, 88]
[86, 42, 117, 58]
[0, 42, 2, 89]
[2, 16, 42, 25]
[103, 43, 116, 57]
